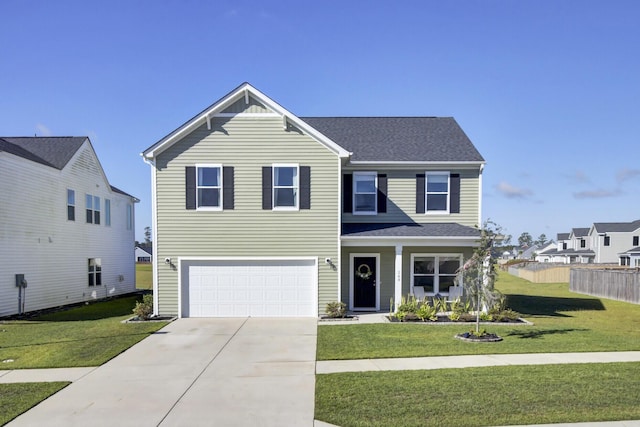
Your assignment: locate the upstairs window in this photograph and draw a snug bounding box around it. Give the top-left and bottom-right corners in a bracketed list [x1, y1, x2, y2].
[634, 236, 639, 247]
[126, 204, 133, 230]
[580, 239, 586, 248]
[86, 194, 100, 224]
[353, 172, 377, 215]
[197, 165, 222, 209]
[67, 189, 75, 221]
[273, 165, 298, 209]
[426, 172, 450, 212]
[105, 199, 111, 226]
[88, 258, 102, 286]
[604, 236, 610, 246]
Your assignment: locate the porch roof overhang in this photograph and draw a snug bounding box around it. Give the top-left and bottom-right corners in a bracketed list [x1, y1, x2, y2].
[341, 223, 481, 247]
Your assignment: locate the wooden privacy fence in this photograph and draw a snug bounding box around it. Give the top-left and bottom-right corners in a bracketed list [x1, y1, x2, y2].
[507, 263, 620, 284]
[570, 268, 640, 304]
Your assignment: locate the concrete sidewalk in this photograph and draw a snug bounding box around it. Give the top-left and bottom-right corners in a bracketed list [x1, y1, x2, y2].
[316, 351, 640, 374]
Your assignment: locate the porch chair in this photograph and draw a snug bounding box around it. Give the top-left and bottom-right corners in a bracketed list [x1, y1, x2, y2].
[447, 286, 463, 302]
[412, 286, 426, 300]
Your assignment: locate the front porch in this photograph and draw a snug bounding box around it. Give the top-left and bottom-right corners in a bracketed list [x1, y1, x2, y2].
[340, 223, 479, 312]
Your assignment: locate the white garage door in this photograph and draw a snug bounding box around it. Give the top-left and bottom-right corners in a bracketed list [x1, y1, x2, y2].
[182, 259, 317, 317]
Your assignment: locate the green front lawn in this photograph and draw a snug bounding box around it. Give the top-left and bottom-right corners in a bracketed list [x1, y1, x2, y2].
[316, 362, 640, 427]
[0, 295, 166, 369]
[317, 271, 640, 360]
[0, 382, 69, 425]
[136, 263, 153, 290]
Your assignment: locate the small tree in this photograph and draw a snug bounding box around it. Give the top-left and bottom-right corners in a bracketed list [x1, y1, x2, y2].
[518, 232, 533, 248]
[144, 226, 152, 245]
[457, 220, 503, 333]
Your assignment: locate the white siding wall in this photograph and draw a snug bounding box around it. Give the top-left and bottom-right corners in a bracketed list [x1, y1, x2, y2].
[0, 143, 136, 317]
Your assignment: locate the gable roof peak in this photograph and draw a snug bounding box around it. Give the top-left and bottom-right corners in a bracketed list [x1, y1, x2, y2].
[0, 136, 88, 169]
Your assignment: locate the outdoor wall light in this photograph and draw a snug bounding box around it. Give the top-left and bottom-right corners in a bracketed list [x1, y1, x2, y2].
[164, 257, 171, 265]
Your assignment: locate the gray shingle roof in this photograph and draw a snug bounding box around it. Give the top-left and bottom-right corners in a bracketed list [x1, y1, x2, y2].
[571, 228, 590, 238]
[620, 246, 640, 255]
[593, 220, 640, 233]
[342, 222, 480, 238]
[299, 117, 484, 162]
[557, 233, 570, 240]
[0, 137, 87, 170]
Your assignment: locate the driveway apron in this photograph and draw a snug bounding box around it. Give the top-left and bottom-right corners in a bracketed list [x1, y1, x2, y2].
[8, 317, 318, 427]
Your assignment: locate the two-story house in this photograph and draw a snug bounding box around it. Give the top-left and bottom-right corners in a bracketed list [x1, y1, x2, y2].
[0, 137, 138, 317]
[141, 83, 485, 317]
[589, 220, 640, 264]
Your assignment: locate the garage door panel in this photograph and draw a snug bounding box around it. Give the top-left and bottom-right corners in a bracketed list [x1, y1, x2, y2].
[183, 259, 316, 317]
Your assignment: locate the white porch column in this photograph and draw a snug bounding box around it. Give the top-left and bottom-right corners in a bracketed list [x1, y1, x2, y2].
[394, 244, 403, 311]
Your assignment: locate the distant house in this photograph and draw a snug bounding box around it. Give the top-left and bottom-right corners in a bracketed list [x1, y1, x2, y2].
[135, 245, 153, 263]
[589, 220, 640, 264]
[537, 221, 640, 265]
[0, 137, 138, 317]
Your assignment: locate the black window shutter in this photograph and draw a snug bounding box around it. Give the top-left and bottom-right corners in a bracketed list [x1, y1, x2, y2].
[450, 174, 460, 214]
[343, 174, 353, 213]
[377, 174, 387, 213]
[416, 174, 425, 214]
[300, 166, 311, 210]
[186, 166, 196, 210]
[223, 166, 234, 210]
[262, 166, 272, 210]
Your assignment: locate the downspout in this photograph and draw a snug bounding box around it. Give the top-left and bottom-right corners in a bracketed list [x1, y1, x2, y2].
[142, 155, 160, 316]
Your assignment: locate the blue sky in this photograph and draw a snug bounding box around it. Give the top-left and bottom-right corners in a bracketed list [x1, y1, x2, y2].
[2, 0, 639, 243]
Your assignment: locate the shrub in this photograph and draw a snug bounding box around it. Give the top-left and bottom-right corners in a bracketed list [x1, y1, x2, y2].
[325, 301, 347, 318]
[492, 309, 521, 322]
[416, 304, 437, 322]
[132, 294, 153, 320]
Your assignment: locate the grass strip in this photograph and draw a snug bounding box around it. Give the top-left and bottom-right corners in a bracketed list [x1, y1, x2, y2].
[0, 382, 69, 425]
[315, 362, 640, 427]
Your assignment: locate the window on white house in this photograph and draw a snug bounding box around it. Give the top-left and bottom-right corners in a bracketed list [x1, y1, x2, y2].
[86, 194, 100, 224]
[580, 239, 586, 248]
[353, 172, 377, 214]
[273, 165, 298, 209]
[604, 236, 610, 246]
[105, 199, 111, 226]
[88, 258, 102, 286]
[67, 189, 75, 221]
[425, 172, 450, 212]
[634, 236, 639, 247]
[126, 204, 133, 230]
[196, 165, 222, 209]
[412, 255, 461, 295]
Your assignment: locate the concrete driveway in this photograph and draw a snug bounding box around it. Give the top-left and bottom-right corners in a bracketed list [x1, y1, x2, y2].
[9, 317, 318, 427]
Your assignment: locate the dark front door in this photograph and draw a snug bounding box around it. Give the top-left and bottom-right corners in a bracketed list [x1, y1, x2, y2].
[353, 256, 376, 309]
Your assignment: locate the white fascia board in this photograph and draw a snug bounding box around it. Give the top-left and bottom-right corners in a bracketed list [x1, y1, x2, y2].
[341, 236, 480, 247]
[178, 256, 319, 262]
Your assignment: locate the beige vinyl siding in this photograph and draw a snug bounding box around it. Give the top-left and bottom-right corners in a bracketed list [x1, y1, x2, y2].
[343, 169, 480, 227]
[154, 116, 340, 315]
[221, 97, 272, 114]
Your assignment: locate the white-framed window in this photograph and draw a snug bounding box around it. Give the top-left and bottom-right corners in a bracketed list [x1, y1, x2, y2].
[411, 254, 462, 295]
[196, 164, 222, 210]
[353, 172, 377, 215]
[126, 204, 133, 230]
[67, 189, 75, 221]
[273, 164, 298, 209]
[105, 199, 111, 226]
[425, 172, 450, 213]
[86, 194, 100, 224]
[88, 258, 102, 287]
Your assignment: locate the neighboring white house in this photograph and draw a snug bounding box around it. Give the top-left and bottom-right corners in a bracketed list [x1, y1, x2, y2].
[589, 220, 640, 264]
[0, 137, 138, 317]
[135, 245, 152, 263]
